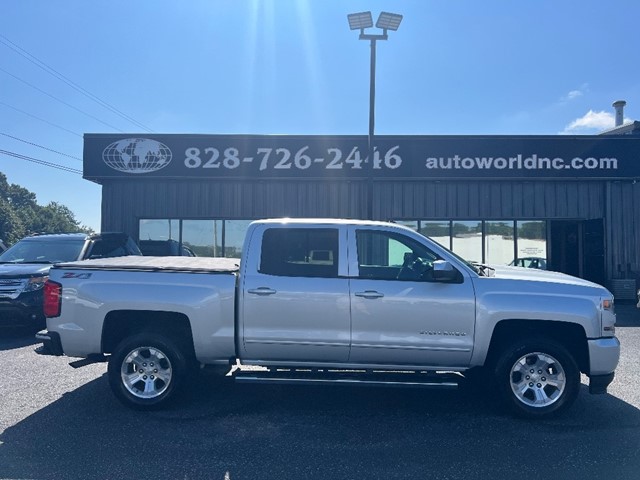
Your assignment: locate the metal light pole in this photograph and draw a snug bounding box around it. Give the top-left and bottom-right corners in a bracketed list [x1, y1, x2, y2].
[348, 11, 402, 219]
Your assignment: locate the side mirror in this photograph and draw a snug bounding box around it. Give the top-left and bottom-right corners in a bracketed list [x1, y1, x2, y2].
[432, 260, 457, 282]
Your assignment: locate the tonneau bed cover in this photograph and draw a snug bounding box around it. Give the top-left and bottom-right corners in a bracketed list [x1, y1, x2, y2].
[54, 256, 240, 273]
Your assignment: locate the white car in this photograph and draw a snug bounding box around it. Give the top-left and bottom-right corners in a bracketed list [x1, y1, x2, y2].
[509, 257, 547, 270]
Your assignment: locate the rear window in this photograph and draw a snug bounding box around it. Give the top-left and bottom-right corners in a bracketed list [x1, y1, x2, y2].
[259, 228, 339, 278]
[87, 237, 141, 258]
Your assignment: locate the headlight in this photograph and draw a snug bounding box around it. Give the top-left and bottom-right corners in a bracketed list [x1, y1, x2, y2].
[601, 297, 616, 336]
[24, 276, 48, 292]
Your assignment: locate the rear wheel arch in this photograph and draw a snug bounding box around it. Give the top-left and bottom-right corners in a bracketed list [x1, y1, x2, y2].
[101, 310, 195, 361]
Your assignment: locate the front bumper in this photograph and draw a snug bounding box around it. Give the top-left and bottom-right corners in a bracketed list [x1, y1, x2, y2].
[35, 329, 64, 356]
[0, 291, 46, 328]
[589, 372, 615, 394]
[587, 336, 620, 394]
[588, 337, 620, 375]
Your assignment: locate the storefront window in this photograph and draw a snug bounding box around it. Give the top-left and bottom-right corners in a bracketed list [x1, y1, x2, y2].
[139, 219, 252, 257]
[395, 220, 418, 231]
[452, 221, 483, 263]
[516, 221, 547, 269]
[182, 220, 223, 257]
[223, 220, 253, 258]
[139, 219, 180, 241]
[485, 221, 515, 265]
[419, 221, 451, 249]
[138, 218, 548, 266]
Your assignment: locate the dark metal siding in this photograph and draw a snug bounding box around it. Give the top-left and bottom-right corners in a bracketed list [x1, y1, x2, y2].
[373, 181, 604, 220]
[101, 180, 369, 237]
[103, 178, 606, 230]
[608, 181, 640, 278]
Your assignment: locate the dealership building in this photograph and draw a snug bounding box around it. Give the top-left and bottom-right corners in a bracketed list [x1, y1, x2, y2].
[83, 116, 640, 299]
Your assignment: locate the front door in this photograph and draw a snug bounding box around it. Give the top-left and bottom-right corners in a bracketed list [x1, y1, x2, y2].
[348, 227, 476, 368]
[240, 225, 351, 363]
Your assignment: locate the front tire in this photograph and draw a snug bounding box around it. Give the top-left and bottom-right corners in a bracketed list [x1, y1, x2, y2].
[108, 333, 187, 410]
[495, 338, 580, 418]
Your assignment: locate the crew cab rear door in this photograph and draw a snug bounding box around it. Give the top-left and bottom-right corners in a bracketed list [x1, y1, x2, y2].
[239, 224, 350, 362]
[347, 226, 476, 367]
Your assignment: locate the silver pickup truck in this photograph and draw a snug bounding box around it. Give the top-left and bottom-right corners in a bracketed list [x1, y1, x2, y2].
[37, 219, 620, 418]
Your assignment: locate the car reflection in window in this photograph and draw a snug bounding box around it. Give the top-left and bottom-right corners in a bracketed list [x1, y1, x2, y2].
[509, 257, 547, 270]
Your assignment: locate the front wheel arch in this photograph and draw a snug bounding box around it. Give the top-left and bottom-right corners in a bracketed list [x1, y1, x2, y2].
[485, 320, 589, 374]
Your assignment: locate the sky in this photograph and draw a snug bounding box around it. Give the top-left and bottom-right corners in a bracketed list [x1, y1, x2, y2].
[1, 0, 638, 232]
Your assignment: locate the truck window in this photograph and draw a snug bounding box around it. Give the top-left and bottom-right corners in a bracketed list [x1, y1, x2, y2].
[259, 228, 339, 278]
[356, 230, 440, 281]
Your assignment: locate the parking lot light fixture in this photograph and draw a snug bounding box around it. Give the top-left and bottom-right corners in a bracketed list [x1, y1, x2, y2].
[347, 11, 403, 219]
[347, 11, 373, 32]
[376, 12, 403, 32]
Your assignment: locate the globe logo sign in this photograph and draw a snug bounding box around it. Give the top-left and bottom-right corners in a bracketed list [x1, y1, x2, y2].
[102, 138, 172, 174]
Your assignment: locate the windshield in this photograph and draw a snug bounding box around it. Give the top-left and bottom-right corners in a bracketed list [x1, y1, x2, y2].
[0, 239, 85, 264]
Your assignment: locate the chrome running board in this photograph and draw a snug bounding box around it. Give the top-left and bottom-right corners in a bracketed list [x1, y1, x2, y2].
[233, 369, 460, 389]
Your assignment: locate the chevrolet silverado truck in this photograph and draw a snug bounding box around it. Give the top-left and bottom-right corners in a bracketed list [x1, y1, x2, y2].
[0, 232, 141, 330]
[36, 219, 620, 418]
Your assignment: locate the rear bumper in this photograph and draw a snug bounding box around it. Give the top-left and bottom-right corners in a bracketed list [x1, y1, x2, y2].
[35, 329, 64, 356]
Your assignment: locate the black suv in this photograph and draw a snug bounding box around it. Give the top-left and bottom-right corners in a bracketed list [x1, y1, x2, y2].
[0, 232, 141, 329]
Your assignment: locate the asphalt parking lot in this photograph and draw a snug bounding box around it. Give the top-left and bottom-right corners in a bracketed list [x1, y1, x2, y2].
[1, 306, 639, 480]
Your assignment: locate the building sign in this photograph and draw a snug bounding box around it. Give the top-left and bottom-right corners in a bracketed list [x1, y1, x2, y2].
[83, 134, 640, 181]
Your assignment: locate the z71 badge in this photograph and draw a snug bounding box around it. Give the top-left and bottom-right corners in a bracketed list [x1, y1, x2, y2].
[62, 272, 93, 279]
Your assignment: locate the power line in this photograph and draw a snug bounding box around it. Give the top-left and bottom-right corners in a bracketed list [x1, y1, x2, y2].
[0, 34, 154, 133]
[0, 132, 82, 162]
[0, 101, 82, 138]
[0, 67, 124, 132]
[0, 149, 82, 174]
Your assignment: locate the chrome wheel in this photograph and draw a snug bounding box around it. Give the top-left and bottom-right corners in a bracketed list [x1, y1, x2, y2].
[121, 346, 173, 399]
[509, 352, 566, 408]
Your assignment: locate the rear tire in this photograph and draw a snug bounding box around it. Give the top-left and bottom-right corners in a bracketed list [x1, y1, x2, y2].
[108, 333, 187, 410]
[494, 337, 580, 418]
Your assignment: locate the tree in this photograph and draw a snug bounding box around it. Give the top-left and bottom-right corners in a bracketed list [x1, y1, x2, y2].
[0, 199, 26, 244]
[33, 202, 91, 234]
[0, 172, 92, 246]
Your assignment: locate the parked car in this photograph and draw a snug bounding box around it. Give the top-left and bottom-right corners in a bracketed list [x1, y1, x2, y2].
[0, 232, 140, 329]
[509, 257, 547, 270]
[139, 239, 196, 257]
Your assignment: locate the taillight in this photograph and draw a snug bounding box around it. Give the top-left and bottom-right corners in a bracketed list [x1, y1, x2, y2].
[43, 280, 62, 318]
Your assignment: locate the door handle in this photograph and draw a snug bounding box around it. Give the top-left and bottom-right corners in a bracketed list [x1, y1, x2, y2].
[354, 290, 384, 299]
[247, 287, 277, 296]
